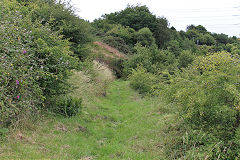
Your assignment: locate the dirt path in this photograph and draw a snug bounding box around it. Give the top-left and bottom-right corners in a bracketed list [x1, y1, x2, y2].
[93, 41, 127, 59]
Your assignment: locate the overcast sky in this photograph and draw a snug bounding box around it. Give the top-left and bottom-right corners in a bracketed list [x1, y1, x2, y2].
[70, 0, 240, 37]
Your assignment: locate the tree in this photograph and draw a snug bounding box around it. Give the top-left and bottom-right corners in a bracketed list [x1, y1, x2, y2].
[167, 40, 182, 57]
[212, 33, 229, 44]
[99, 5, 172, 48]
[135, 27, 155, 47]
[198, 33, 216, 45]
[187, 24, 207, 34]
[31, 0, 92, 59]
[106, 24, 136, 46]
[178, 50, 194, 68]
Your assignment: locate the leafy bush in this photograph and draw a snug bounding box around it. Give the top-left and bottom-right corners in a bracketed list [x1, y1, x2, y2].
[164, 52, 240, 141]
[180, 38, 197, 51]
[52, 96, 82, 117]
[106, 24, 136, 46]
[102, 36, 132, 54]
[134, 27, 155, 47]
[30, 0, 92, 60]
[124, 44, 178, 76]
[166, 40, 182, 57]
[165, 129, 222, 159]
[128, 66, 159, 94]
[97, 5, 172, 48]
[198, 33, 216, 46]
[0, 0, 77, 125]
[178, 50, 195, 69]
[161, 52, 240, 159]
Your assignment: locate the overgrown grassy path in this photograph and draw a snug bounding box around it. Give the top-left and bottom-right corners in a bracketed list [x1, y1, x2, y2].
[1, 81, 167, 159]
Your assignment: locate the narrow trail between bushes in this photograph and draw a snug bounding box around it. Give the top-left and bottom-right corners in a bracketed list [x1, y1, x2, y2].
[1, 80, 168, 159]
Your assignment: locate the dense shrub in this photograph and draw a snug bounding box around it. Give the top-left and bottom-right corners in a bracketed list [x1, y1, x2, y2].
[198, 33, 216, 45]
[124, 44, 178, 76]
[166, 40, 182, 57]
[97, 5, 172, 48]
[180, 38, 197, 51]
[178, 50, 195, 69]
[106, 24, 136, 46]
[167, 52, 240, 138]
[128, 66, 159, 94]
[160, 52, 240, 159]
[163, 52, 240, 139]
[0, 127, 8, 142]
[102, 35, 132, 54]
[30, 0, 92, 60]
[0, 0, 77, 125]
[110, 58, 125, 78]
[134, 27, 155, 47]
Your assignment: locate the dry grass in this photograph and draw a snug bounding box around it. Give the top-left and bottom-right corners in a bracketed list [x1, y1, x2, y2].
[68, 60, 115, 107]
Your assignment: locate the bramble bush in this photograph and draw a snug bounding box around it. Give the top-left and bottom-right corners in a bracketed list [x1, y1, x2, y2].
[0, 0, 78, 126]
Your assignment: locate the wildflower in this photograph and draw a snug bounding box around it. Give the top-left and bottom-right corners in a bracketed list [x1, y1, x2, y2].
[16, 80, 19, 85]
[23, 50, 27, 54]
[16, 96, 20, 99]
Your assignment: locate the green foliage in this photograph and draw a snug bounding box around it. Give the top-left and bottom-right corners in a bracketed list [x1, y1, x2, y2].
[212, 33, 229, 44]
[0, 0, 77, 125]
[98, 5, 172, 48]
[124, 44, 178, 76]
[102, 35, 132, 54]
[128, 66, 159, 94]
[185, 29, 200, 41]
[166, 40, 182, 56]
[110, 58, 125, 78]
[178, 50, 195, 68]
[198, 33, 216, 45]
[196, 45, 215, 55]
[180, 38, 197, 51]
[160, 52, 240, 159]
[106, 24, 136, 46]
[187, 24, 207, 34]
[0, 128, 8, 142]
[30, 0, 92, 59]
[165, 129, 222, 159]
[165, 52, 240, 140]
[134, 27, 155, 47]
[123, 44, 153, 76]
[186, 26, 216, 46]
[52, 96, 82, 117]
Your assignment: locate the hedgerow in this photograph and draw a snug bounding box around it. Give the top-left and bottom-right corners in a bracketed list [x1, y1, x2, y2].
[0, 0, 78, 126]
